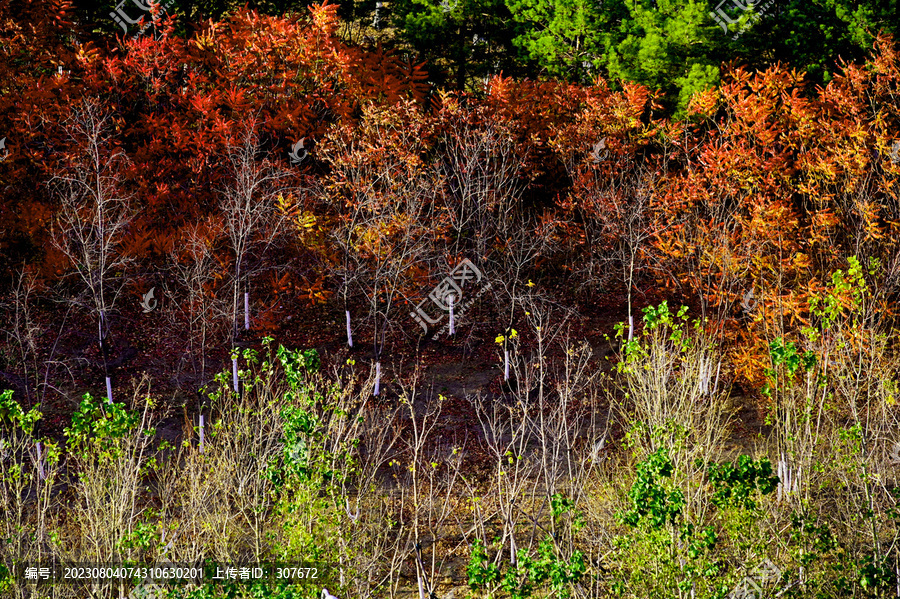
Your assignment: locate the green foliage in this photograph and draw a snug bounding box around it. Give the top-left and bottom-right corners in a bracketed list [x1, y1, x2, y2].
[0, 389, 41, 435]
[0, 562, 10, 593]
[64, 393, 143, 463]
[807, 255, 871, 331]
[786, 511, 846, 592]
[467, 538, 502, 589]
[705, 455, 778, 510]
[266, 344, 353, 490]
[609, 446, 731, 597]
[119, 520, 159, 554]
[679, 523, 717, 561]
[502, 0, 899, 112]
[614, 301, 694, 376]
[286, 347, 321, 374]
[275, 403, 319, 484]
[468, 498, 586, 598]
[619, 448, 685, 530]
[502, 535, 585, 599]
[551, 492, 580, 527]
[161, 342, 345, 597]
[468, 536, 585, 598]
[169, 577, 319, 599]
[762, 337, 817, 397]
[736, 0, 900, 84]
[504, 0, 611, 81]
[243, 345, 357, 581]
[0, 389, 48, 490]
[769, 338, 817, 378]
[858, 553, 894, 594]
[390, 0, 525, 89]
[640, 301, 690, 333]
[603, 0, 722, 114]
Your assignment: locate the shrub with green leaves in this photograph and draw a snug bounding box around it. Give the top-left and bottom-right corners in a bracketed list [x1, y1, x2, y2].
[619, 448, 684, 530]
[0, 389, 54, 594]
[467, 495, 586, 599]
[705, 455, 778, 511]
[608, 448, 726, 598]
[64, 392, 143, 464]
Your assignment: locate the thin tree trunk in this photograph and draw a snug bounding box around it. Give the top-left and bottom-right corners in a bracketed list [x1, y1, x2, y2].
[449, 295, 455, 335]
[374, 362, 381, 396]
[346, 310, 353, 347]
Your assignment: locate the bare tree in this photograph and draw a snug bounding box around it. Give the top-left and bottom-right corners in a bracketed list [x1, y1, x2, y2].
[321, 102, 441, 375]
[166, 217, 228, 388]
[0, 267, 76, 411]
[434, 103, 524, 260]
[218, 120, 295, 392]
[563, 160, 661, 341]
[49, 98, 134, 403]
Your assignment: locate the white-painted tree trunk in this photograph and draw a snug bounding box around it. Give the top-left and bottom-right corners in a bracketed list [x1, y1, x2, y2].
[699, 359, 709, 395]
[713, 360, 721, 395]
[415, 564, 426, 599]
[35, 441, 45, 480]
[449, 295, 455, 335]
[244, 292, 250, 330]
[374, 362, 381, 396]
[106, 376, 113, 405]
[232, 357, 239, 393]
[346, 310, 353, 347]
[628, 315, 634, 342]
[777, 454, 797, 501]
[504, 349, 510, 381]
[199, 414, 205, 454]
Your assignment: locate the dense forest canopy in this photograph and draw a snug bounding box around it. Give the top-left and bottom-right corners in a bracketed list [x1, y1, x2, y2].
[53, 0, 900, 109]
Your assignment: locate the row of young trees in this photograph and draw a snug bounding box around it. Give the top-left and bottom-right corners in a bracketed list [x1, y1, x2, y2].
[1, 1, 900, 402]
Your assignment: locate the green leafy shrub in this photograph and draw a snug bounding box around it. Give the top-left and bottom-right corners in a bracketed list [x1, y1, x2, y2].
[468, 495, 586, 599]
[706, 456, 778, 511]
[619, 448, 684, 530]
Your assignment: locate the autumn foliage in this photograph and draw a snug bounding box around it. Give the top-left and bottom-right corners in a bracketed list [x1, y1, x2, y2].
[1, 0, 900, 392]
